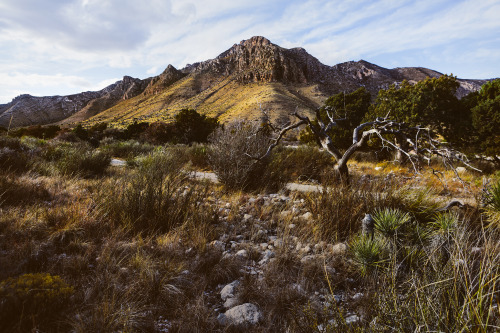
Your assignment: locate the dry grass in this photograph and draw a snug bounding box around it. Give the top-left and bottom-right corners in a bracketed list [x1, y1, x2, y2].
[0, 135, 498, 332]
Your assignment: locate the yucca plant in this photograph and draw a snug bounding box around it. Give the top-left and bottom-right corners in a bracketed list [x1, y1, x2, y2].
[373, 208, 411, 240]
[482, 179, 500, 228]
[348, 235, 389, 277]
[432, 212, 458, 235]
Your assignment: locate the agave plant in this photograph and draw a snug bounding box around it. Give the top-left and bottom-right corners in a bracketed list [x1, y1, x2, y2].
[373, 208, 411, 240]
[348, 235, 388, 276]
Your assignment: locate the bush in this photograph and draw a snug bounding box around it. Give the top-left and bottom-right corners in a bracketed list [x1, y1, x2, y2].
[0, 273, 74, 331]
[98, 149, 215, 234]
[483, 179, 500, 228]
[208, 121, 285, 192]
[55, 144, 110, 177]
[269, 145, 332, 182]
[100, 139, 155, 159]
[0, 147, 29, 174]
[0, 175, 51, 207]
[348, 235, 389, 276]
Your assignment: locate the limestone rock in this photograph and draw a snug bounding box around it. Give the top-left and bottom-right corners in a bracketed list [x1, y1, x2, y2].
[217, 303, 262, 327]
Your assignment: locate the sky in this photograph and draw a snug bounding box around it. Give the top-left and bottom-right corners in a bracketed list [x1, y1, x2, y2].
[0, 0, 499, 104]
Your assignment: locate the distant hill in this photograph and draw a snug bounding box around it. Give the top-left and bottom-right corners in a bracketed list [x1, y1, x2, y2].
[0, 36, 490, 128]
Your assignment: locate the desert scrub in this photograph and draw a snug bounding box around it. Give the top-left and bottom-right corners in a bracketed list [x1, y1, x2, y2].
[0, 136, 30, 174]
[208, 121, 286, 192]
[99, 139, 155, 159]
[55, 144, 110, 177]
[0, 273, 74, 331]
[349, 235, 389, 277]
[373, 208, 411, 241]
[270, 145, 333, 182]
[98, 149, 217, 234]
[0, 174, 50, 207]
[483, 179, 500, 228]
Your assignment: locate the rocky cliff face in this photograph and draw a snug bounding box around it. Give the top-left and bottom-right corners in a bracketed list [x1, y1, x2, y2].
[183, 36, 330, 84]
[1, 36, 490, 128]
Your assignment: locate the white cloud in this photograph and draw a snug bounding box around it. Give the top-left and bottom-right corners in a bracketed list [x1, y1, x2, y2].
[0, 0, 499, 103]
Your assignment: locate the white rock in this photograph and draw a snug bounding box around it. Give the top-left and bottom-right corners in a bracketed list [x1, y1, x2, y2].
[235, 249, 248, 258]
[273, 239, 283, 248]
[280, 210, 292, 217]
[300, 255, 316, 264]
[352, 292, 364, 301]
[224, 297, 240, 309]
[301, 212, 313, 220]
[221, 280, 240, 300]
[218, 303, 262, 326]
[259, 243, 269, 250]
[330, 243, 347, 255]
[243, 214, 253, 221]
[288, 223, 296, 229]
[375, 166, 383, 171]
[345, 314, 360, 324]
[209, 240, 225, 251]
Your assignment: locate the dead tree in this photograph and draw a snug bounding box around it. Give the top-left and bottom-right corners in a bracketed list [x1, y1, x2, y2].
[248, 109, 479, 184]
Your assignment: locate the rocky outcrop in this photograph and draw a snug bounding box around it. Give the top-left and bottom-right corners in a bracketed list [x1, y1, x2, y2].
[143, 65, 186, 96]
[183, 36, 330, 84]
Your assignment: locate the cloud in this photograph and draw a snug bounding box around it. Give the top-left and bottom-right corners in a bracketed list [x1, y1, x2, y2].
[0, 0, 499, 102]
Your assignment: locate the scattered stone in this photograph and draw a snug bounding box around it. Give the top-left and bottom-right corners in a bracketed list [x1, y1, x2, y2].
[302, 245, 312, 254]
[300, 255, 316, 264]
[217, 303, 262, 327]
[224, 297, 240, 309]
[273, 239, 283, 248]
[375, 166, 383, 171]
[235, 249, 248, 258]
[243, 214, 253, 221]
[209, 240, 225, 251]
[288, 223, 296, 229]
[221, 280, 240, 300]
[345, 314, 360, 324]
[329, 243, 347, 255]
[301, 212, 313, 220]
[352, 292, 364, 301]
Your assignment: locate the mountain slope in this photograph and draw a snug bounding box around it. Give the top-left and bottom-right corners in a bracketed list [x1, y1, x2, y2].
[1, 36, 490, 128]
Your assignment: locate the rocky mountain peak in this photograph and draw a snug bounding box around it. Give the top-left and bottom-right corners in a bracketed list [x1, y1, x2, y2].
[183, 36, 329, 84]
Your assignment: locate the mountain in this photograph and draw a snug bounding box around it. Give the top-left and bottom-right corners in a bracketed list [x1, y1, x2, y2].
[0, 36, 490, 129]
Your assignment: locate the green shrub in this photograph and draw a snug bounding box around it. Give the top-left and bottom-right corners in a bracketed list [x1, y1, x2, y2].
[348, 235, 389, 276]
[55, 145, 110, 177]
[100, 139, 155, 159]
[483, 179, 500, 228]
[373, 208, 411, 240]
[0, 147, 29, 174]
[98, 150, 215, 234]
[0, 175, 51, 207]
[270, 145, 332, 182]
[0, 273, 74, 331]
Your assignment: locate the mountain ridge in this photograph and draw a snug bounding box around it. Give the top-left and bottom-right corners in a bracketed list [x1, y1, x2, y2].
[0, 36, 491, 128]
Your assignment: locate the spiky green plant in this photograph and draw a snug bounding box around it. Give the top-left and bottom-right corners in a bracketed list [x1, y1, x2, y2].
[373, 208, 411, 239]
[348, 235, 389, 276]
[483, 179, 500, 228]
[432, 212, 458, 235]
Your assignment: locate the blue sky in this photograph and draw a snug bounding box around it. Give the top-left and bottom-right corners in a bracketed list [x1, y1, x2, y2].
[0, 0, 499, 103]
